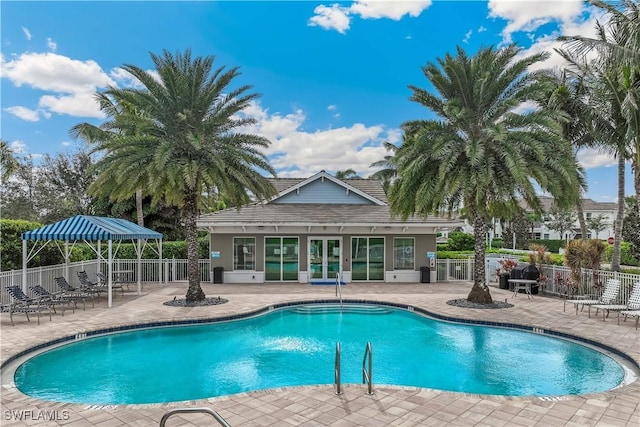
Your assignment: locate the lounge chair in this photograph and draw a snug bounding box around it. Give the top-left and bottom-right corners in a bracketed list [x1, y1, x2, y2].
[29, 284, 77, 314]
[77, 271, 107, 299]
[4, 285, 53, 325]
[54, 277, 94, 308]
[95, 272, 125, 296]
[564, 279, 621, 317]
[618, 310, 640, 329]
[591, 282, 640, 321]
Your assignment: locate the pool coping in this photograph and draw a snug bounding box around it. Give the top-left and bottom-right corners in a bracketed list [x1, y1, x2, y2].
[3, 298, 638, 395]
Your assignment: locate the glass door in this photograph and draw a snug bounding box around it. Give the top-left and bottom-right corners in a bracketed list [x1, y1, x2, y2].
[309, 237, 341, 281]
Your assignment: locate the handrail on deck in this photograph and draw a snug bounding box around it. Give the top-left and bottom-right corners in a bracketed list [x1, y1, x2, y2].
[335, 342, 342, 395]
[159, 407, 231, 427]
[362, 341, 373, 395]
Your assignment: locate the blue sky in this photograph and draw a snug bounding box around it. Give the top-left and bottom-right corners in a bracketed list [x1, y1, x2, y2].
[1, 0, 634, 202]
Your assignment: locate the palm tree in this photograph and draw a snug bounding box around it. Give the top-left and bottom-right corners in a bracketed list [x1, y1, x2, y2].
[86, 49, 277, 302]
[560, 0, 640, 206]
[71, 94, 152, 226]
[545, 70, 595, 239]
[0, 140, 19, 183]
[369, 140, 401, 193]
[335, 169, 359, 179]
[389, 45, 584, 304]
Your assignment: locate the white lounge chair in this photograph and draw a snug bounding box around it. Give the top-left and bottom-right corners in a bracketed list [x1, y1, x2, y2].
[564, 279, 621, 317]
[618, 310, 640, 329]
[592, 282, 640, 321]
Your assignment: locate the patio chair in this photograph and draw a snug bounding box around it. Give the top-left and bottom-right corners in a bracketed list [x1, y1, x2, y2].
[4, 285, 53, 325]
[54, 276, 94, 308]
[29, 285, 76, 316]
[95, 271, 125, 296]
[591, 282, 640, 321]
[564, 279, 621, 317]
[77, 271, 107, 299]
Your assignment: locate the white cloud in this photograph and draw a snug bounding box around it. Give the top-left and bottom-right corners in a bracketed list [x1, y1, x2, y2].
[1, 52, 115, 118]
[308, 4, 351, 34]
[21, 27, 32, 40]
[488, 0, 584, 45]
[577, 147, 616, 170]
[46, 38, 57, 51]
[350, 0, 432, 20]
[327, 104, 337, 111]
[61, 141, 72, 147]
[9, 140, 26, 154]
[478, 25, 487, 33]
[463, 29, 473, 44]
[238, 101, 398, 178]
[309, 0, 432, 33]
[4, 106, 41, 122]
[514, 6, 602, 73]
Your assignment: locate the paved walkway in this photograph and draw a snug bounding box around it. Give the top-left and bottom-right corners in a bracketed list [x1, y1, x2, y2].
[1, 282, 638, 426]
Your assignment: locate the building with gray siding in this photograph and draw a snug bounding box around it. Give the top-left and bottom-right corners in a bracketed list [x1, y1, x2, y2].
[197, 171, 463, 284]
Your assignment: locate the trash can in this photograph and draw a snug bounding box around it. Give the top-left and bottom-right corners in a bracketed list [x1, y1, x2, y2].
[420, 266, 430, 283]
[213, 266, 224, 284]
[499, 272, 510, 289]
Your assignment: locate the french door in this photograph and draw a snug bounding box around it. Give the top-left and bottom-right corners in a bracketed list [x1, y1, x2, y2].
[309, 237, 341, 281]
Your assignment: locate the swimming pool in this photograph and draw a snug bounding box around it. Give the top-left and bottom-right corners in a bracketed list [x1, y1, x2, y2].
[13, 303, 632, 404]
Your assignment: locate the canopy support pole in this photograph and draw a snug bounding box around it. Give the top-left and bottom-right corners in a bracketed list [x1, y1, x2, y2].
[108, 239, 113, 308]
[22, 240, 27, 292]
[137, 238, 142, 295]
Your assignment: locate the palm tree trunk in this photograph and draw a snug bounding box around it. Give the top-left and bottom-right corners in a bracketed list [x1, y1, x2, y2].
[184, 191, 205, 302]
[136, 188, 144, 226]
[467, 213, 493, 304]
[576, 197, 588, 239]
[611, 154, 625, 271]
[634, 147, 640, 207]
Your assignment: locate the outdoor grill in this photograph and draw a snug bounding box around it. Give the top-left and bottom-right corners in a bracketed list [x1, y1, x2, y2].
[510, 264, 540, 294]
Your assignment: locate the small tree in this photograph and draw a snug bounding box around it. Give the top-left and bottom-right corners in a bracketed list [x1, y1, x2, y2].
[546, 205, 576, 240]
[586, 214, 609, 239]
[564, 239, 606, 294]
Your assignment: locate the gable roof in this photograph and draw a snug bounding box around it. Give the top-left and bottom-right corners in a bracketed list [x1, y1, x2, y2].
[22, 215, 163, 241]
[270, 171, 386, 205]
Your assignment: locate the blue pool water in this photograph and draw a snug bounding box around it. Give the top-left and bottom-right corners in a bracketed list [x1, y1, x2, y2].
[14, 304, 627, 404]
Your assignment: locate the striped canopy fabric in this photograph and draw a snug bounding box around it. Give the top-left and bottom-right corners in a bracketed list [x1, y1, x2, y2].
[22, 215, 163, 241]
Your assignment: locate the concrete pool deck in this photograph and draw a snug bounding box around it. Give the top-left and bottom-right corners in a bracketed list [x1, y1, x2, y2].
[1, 281, 638, 426]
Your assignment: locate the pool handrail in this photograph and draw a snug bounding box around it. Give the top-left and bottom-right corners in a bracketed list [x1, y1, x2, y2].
[362, 341, 373, 395]
[159, 407, 230, 427]
[335, 342, 342, 395]
[335, 273, 343, 308]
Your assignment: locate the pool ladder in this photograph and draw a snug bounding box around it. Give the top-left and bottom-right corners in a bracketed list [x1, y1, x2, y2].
[334, 341, 373, 396]
[335, 273, 343, 308]
[159, 407, 230, 427]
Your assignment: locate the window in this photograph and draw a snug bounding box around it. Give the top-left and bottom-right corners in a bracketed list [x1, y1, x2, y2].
[393, 238, 414, 270]
[351, 237, 384, 280]
[586, 212, 592, 219]
[233, 237, 255, 270]
[265, 237, 299, 281]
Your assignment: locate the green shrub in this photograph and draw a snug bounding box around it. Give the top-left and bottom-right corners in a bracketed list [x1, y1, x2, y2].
[603, 241, 640, 267]
[489, 239, 504, 248]
[436, 251, 474, 259]
[0, 219, 66, 270]
[447, 232, 475, 251]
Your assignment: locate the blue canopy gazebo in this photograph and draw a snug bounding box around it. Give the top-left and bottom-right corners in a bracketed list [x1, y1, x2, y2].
[21, 215, 163, 308]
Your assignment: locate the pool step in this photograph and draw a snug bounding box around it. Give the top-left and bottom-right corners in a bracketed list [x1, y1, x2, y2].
[291, 304, 392, 314]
